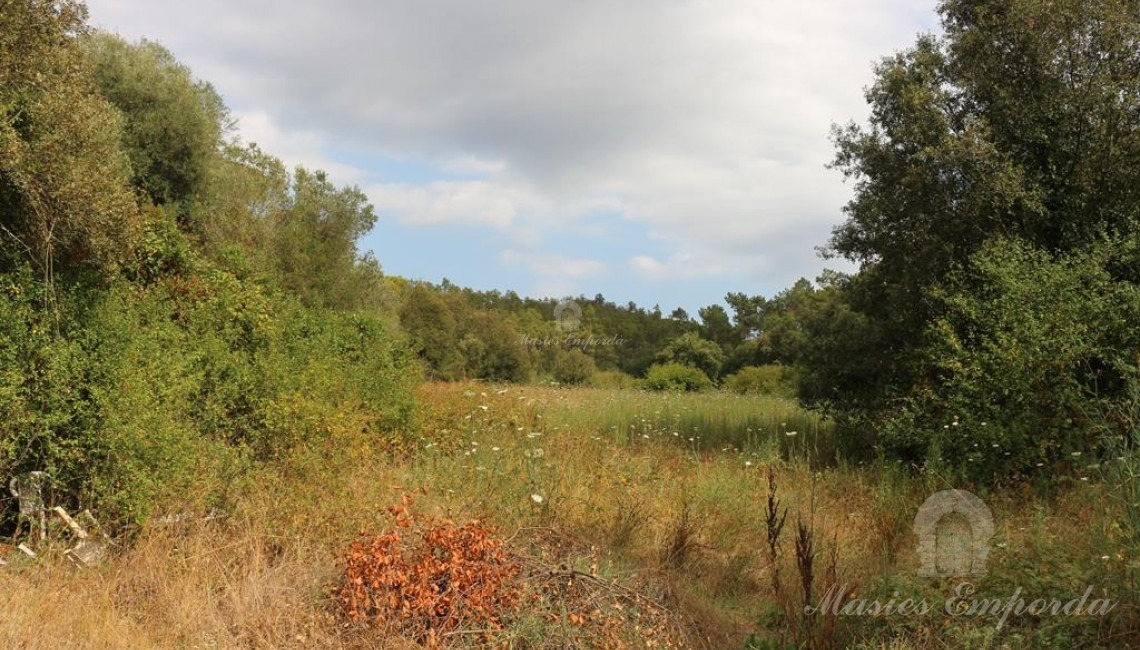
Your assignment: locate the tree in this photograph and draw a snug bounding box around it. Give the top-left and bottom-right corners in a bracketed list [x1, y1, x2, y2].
[83, 32, 229, 229]
[552, 349, 596, 385]
[655, 332, 725, 380]
[809, 0, 1140, 422]
[399, 284, 464, 379]
[698, 304, 736, 348]
[271, 167, 379, 310]
[460, 311, 530, 382]
[0, 1, 139, 282]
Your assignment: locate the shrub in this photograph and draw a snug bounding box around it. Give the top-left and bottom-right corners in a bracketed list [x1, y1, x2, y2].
[882, 238, 1140, 483]
[724, 365, 798, 397]
[0, 263, 418, 526]
[640, 362, 714, 392]
[592, 369, 636, 389]
[335, 494, 522, 639]
[552, 348, 596, 385]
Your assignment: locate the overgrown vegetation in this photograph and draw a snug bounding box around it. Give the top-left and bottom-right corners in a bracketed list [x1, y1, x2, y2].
[0, 3, 414, 525]
[2, 0, 1140, 647]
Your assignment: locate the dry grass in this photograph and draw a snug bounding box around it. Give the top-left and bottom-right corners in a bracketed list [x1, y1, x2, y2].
[1, 382, 1135, 648]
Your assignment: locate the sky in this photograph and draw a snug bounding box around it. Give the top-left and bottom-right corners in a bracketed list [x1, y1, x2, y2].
[83, 0, 939, 315]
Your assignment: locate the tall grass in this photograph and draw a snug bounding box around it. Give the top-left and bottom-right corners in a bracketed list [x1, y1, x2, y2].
[2, 383, 1136, 648]
[535, 387, 835, 462]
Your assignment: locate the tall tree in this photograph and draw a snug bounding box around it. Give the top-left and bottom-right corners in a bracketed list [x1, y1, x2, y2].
[0, 1, 139, 282]
[271, 167, 379, 310]
[808, 0, 1140, 421]
[83, 32, 229, 229]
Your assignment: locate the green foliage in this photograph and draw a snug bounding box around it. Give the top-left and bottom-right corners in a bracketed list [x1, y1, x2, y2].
[197, 141, 288, 274]
[399, 284, 463, 380]
[270, 167, 381, 311]
[656, 331, 725, 380]
[0, 5, 417, 531]
[0, 269, 417, 525]
[591, 369, 636, 389]
[551, 348, 596, 386]
[83, 32, 228, 225]
[640, 362, 714, 392]
[724, 365, 798, 398]
[804, 0, 1140, 480]
[881, 237, 1140, 481]
[0, 0, 140, 278]
[458, 311, 531, 383]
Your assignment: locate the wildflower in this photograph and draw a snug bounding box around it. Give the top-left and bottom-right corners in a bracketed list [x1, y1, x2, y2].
[531, 494, 545, 504]
[745, 461, 753, 467]
[491, 446, 501, 452]
[1071, 451, 1082, 458]
[786, 431, 798, 437]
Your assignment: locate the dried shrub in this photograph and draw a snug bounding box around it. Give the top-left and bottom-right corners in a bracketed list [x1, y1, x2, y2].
[335, 494, 522, 640]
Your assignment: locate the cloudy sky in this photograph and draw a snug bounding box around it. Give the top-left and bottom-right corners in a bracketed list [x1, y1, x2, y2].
[84, 0, 938, 314]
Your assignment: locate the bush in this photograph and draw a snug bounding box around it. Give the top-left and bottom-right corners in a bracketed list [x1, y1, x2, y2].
[640, 362, 714, 392]
[0, 263, 418, 526]
[724, 365, 798, 397]
[551, 348, 596, 385]
[592, 369, 637, 389]
[336, 494, 522, 639]
[880, 238, 1140, 483]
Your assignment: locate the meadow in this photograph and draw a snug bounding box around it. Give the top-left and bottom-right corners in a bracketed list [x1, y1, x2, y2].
[1, 383, 1133, 649]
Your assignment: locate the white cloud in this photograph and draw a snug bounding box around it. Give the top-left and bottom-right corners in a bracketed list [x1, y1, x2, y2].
[231, 110, 366, 184]
[367, 180, 539, 229]
[502, 250, 606, 279]
[85, 0, 936, 292]
[629, 251, 736, 281]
